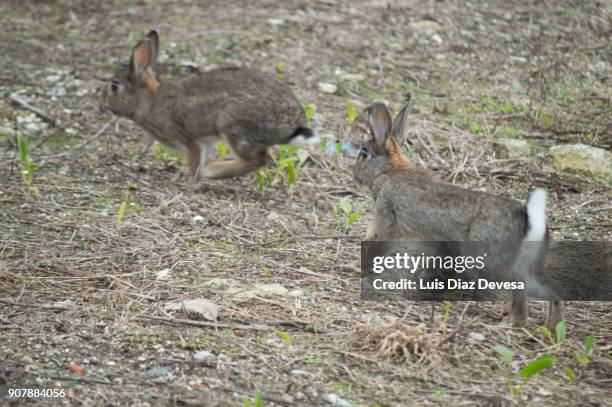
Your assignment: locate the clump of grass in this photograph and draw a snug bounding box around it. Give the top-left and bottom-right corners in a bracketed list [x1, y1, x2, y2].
[332, 197, 364, 230]
[16, 132, 37, 195]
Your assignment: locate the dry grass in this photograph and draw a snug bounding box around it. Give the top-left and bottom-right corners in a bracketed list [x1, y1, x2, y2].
[0, 0, 610, 406]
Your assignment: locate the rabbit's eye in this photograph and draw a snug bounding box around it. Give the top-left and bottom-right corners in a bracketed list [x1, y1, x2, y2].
[359, 147, 369, 159]
[110, 79, 121, 92]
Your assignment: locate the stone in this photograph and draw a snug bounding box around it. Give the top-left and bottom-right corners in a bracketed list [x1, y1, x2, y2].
[493, 138, 531, 159]
[318, 82, 337, 94]
[546, 144, 612, 185]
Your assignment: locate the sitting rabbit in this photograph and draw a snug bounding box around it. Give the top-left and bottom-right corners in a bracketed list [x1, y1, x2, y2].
[101, 30, 317, 186]
[353, 101, 562, 330]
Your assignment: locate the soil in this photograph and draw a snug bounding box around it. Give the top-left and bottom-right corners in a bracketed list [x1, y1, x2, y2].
[0, 1, 610, 406]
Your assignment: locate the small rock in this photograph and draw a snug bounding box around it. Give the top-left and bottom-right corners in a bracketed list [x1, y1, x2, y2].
[409, 20, 441, 34]
[76, 88, 88, 97]
[459, 29, 472, 38]
[291, 369, 307, 376]
[46, 74, 62, 83]
[266, 211, 282, 223]
[192, 215, 204, 223]
[127, 8, 137, 16]
[317, 82, 337, 94]
[339, 73, 365, 82]
[193, 350, 217, 363]
[493, 138, 531, 159]
[180, 60, 198, 70]
[499, 32, 511, 41]
[113, 377, 123, 385]
[22, 355, 34, 364]
[323, 393, 352, 407]
[546, 144, 612, 185]
[431, 34, 443, 44]
[65, 127, 77, 135]
[267, 18, 284, 27]
[469, 332, 485, 341]
[510, 56, 527, 63]
[156, 268, 171, 279]
[218, 354, 232, 363]
[24, 122, 41, 134]
[147, 366, 173, 382]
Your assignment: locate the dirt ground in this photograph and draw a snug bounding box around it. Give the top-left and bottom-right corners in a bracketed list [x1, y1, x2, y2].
[1, 0, 611, 406]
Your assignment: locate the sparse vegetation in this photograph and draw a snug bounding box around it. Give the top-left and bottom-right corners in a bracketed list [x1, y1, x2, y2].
[0, 0, 609, 406]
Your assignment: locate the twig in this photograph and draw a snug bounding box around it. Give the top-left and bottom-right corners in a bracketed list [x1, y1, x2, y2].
[137, 315, 314, 332]
[9, 93, 57, 126]
[0, 298, 70, 310]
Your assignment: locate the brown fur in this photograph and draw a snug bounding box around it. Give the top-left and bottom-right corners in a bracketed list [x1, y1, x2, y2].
[101, 30, 310, 187]
[354, 101, 560, 331]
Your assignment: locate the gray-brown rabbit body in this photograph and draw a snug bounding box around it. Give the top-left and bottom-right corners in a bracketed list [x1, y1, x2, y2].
[101, 30, 317, 186]
[353, 101, 563, 329]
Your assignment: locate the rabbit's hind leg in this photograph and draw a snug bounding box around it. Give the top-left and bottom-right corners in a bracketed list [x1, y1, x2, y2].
[185, 142, 202, 187]
[546, 300, 564, 333]
[510, 289, 528, 327]
[202, 147, 267, 179]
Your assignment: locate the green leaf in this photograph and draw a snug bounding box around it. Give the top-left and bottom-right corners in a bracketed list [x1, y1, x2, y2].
[117, 201, 127, 222]
[555, 321, 566, 344]
[297, 150, 309, 166]
[17, 134, 28, 164]
[573, 351, 590, 368]
[243, 394, 251, 407]
[563, 367, 576, 384]
[539, 326, 553, 342]
[403, 146, 411, 158]
[254, 392, 263, 407]
[520, 355, 555, 379]
[215, 142, 228, 158]
[277, 330, 292, 346]
[285, 161, 297, 186]
[339, 197, 352, 214]
[585, 336, 594, 352]
[304, 104, 314, 122]
[275, 60, 286, 71]
[335, 141, 342, 154]
[255, 170, 265, 195]
[346, 100, 356, 124]
[346, 211, 361, 228]
[493, 345, 513, 364]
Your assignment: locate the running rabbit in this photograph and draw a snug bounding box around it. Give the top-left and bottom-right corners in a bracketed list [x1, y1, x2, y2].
[101, 30, 317, 186]
[353, 101, 562, 330]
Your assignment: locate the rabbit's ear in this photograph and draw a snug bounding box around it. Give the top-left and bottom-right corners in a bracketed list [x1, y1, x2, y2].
[391, 105, 412, 146]
[144, 30, 159, 64]
[391, 94, 414, 146]
[130, 31, 160, 92]
[367, 102, 392, 149]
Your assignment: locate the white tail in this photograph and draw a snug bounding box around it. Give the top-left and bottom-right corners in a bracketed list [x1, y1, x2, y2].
[524, 188, 547, 242]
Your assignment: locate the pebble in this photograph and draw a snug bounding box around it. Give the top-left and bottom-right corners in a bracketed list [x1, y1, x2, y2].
[469, 332, 485, 341]
[192, 215, 204, 223]
[431, 34, 443, 44]
[317, 82, 337, 94]
[156, 268, 171, 280]
[267, 18, 284, 27]
[218, 354, 232, 363]
[24, 122, 41, 134]
[193, 350, 217, 363]
[291, 369, 307, 376]
[323, 393, 352, 407]
[510, 56, 527, 63]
